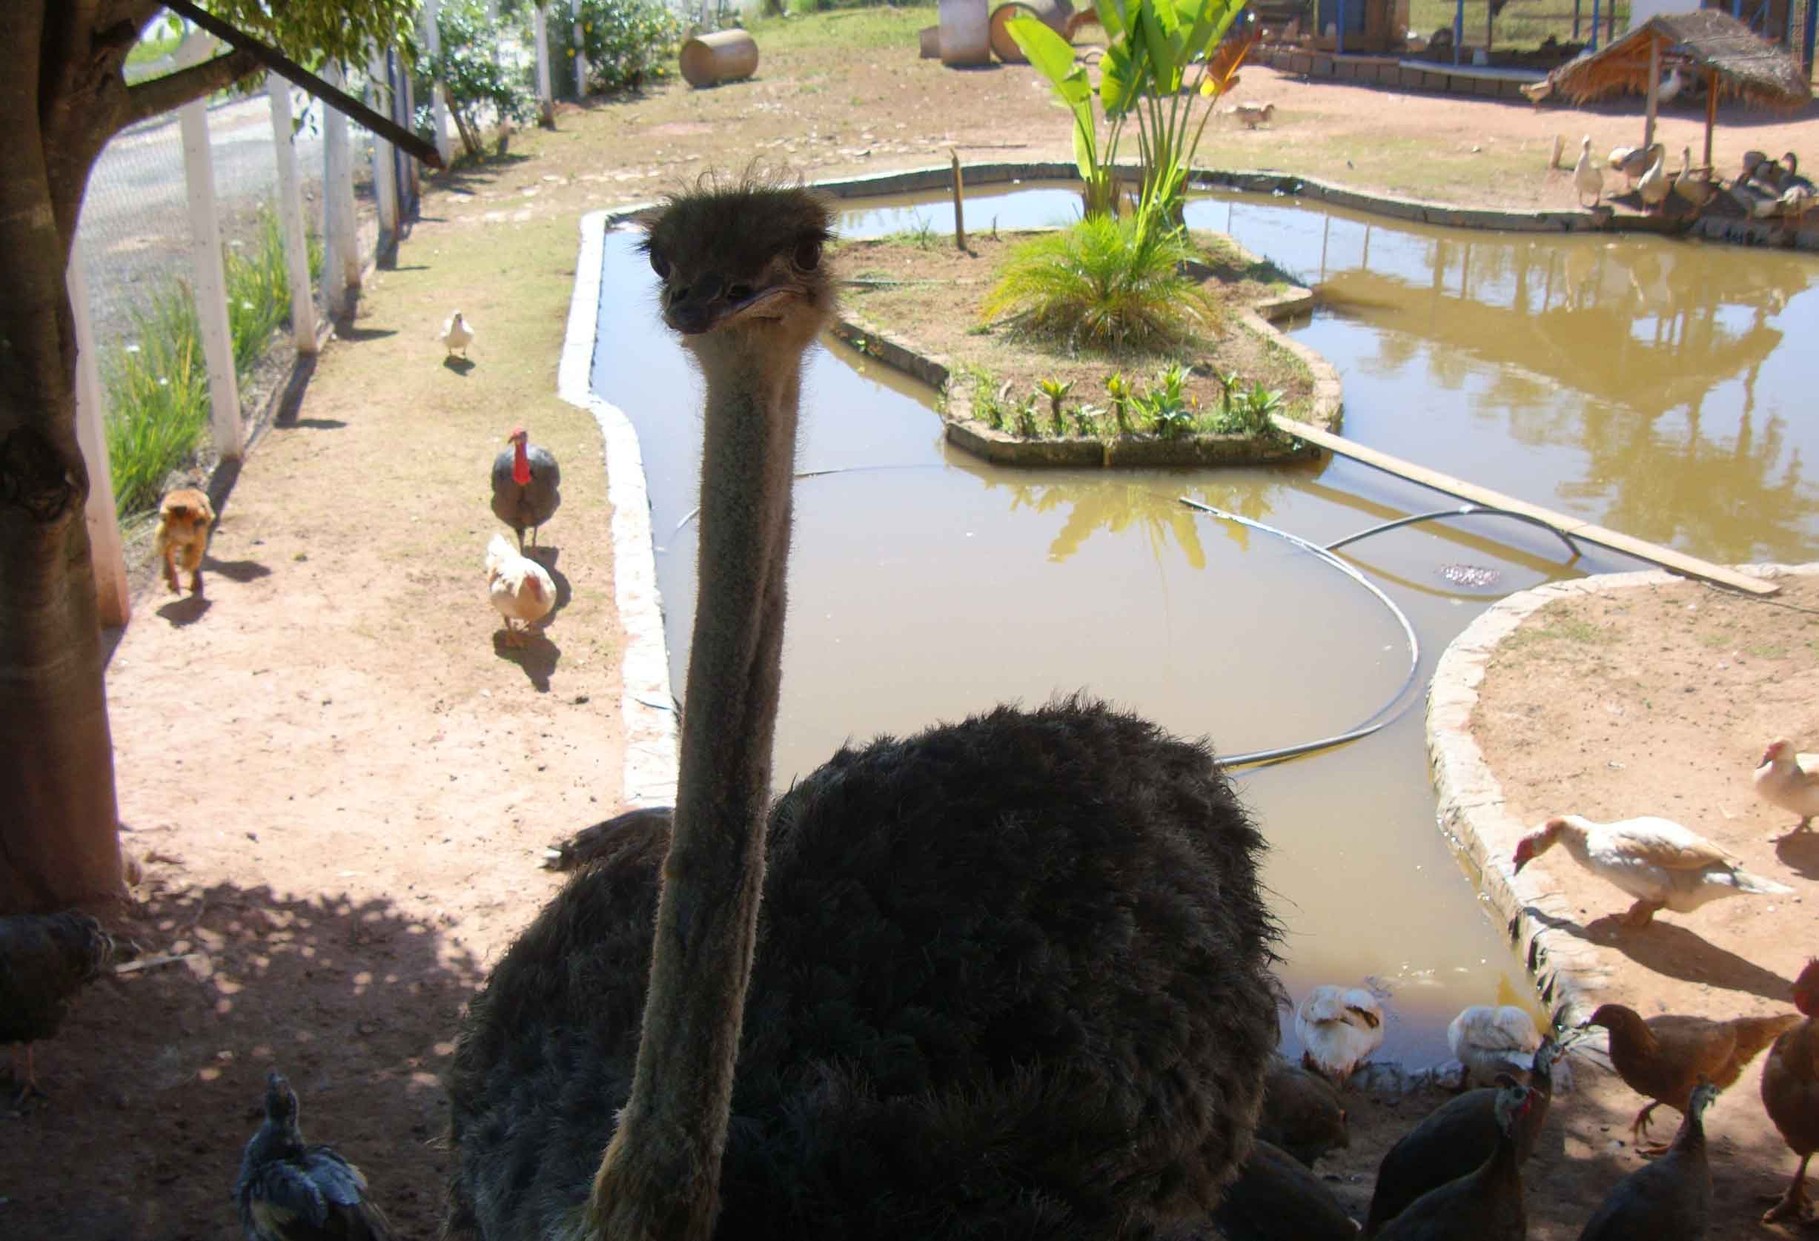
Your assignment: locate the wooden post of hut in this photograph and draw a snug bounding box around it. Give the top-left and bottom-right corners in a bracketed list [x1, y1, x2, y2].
[1643, 34, 1660, 150]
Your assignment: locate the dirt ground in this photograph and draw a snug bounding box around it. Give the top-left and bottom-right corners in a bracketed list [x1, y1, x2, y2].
[1466, 570, 1819, 1237]
[6, 7, 1819, 1237]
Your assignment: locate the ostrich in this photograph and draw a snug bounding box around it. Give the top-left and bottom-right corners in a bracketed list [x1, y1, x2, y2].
[442, 181, 1281, 1241]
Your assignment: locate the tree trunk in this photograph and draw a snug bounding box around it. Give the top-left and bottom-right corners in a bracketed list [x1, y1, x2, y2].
[0, 3, 126, 912]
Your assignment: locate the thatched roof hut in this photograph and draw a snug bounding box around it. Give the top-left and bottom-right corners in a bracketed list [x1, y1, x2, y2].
[1527, 10, 1811, 167]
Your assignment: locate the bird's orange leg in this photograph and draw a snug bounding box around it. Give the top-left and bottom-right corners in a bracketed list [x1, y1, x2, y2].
[1621, 899, 1662, 929]
[1763, 1153, 1815, 1224]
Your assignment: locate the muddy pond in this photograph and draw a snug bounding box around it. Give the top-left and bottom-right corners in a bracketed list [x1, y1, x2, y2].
[591, 183, 1819, 1064]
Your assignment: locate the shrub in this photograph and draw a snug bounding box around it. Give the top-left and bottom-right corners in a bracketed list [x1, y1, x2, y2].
[425, 0, 536, 157]
[982, 216, 1218, 353]
[577, 0, 683, 93]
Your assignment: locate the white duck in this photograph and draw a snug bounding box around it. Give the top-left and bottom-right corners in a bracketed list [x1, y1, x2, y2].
[486, 532, 554, 647]
[442, 310, 475, 359]
[1572, 136, 1604, 208]
[1513, 813, 1791, 928]
[1756, 738, 1819, 833]
[1295, 985, 1385, 1085]
[1636, 145, 1671, 212]
[1448, 1004, 1542, 1086]
[1777, 153, 1816, 223]
[1608, 142, 1660, 188]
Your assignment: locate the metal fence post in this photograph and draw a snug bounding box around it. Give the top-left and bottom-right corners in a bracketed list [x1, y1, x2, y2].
[266, 73, 320, 354]
[535, 4, 556, 125]
[368, 50, 400, 260]
[423, 0, 455, 165]
[67, 238, 131, 628]
[321, 61, 361, 315]
[176, 34, 244, 460]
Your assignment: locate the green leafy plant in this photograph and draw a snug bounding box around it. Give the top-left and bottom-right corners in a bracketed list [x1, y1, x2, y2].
[1006, 15, 1125, 218]
[1106, 372, 1133, 433]
[577, 0, 684, 93]
[982, 215, 1216, 352]
[1013, 396, 1041, 439]
[1073, 403, 1104, 436]
[1036, 377, 1074, 432]
[425, 0, 537, 158]
[1133, 365, 1195, 436]
[963, 367, 1006, 429]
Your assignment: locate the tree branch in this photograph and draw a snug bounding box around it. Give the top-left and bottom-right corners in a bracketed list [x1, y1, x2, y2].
[121, 48, 259, 128]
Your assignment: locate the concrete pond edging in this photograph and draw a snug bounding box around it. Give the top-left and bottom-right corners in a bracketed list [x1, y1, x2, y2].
[1424, 561, 1819, 1025]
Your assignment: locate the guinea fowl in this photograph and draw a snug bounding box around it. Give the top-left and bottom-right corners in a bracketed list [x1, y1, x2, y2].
[1512, 813, 1790, 928]
[0, 911, 116, 1104]
[238, 1070, 393, 1241]
[1366, 1039, 1560, 1234]
[1761, 959, 1819, 1224]
[443, 183, 1281, 1241]
[490, 427, 561, 551]
[1258, 1054, 1350, 1167]
[1755, 738, 1819, 835]
[1585, 1002, 1798, 1154]
[1295, 984, 1385, 1085]
[1575, 1079, 1716, 1241]
[1213, 1138, 1360, 1241]
[1373, 1084, 1533, 1241]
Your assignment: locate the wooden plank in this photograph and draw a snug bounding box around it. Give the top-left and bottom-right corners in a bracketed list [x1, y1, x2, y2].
[1273, 415, 1779, 595]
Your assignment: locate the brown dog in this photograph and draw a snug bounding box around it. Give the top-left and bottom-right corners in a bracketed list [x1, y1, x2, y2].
[154, 488, 215, 595]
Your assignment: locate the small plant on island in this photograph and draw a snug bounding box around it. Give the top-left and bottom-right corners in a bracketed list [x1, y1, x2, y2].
[1037, 377, 1074, 433]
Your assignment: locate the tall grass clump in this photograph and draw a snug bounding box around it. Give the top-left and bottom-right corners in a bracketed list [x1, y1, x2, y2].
[982, 215, 1219, 352]
[105, 205, 319, 516]
[105, 285, 210, 517]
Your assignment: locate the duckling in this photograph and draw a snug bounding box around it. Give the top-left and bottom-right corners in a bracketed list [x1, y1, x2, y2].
[1573, 136, 1605, 208]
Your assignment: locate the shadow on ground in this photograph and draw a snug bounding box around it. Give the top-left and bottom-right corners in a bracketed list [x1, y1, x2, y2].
[0, 877, 482, 1240]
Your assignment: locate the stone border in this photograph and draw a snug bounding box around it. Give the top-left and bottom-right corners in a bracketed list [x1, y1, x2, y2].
[560, 209, 679, 807]
[1425, 561, 1819, 1024]
[830, 237, 1342, 469]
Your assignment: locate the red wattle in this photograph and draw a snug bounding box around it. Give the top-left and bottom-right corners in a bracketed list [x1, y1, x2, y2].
[512, 440, 532, 487]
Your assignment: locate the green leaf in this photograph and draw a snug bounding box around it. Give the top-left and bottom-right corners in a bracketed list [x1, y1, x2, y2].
[1094, 0, 1130, 42]
[1007, 16, 1082, 94]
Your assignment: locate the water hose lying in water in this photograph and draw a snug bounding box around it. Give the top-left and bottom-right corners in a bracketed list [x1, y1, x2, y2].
[1179, 499, 1422, 771]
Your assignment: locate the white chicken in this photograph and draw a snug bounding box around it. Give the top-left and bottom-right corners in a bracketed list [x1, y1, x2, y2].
[1572, 136, 1604, 208]
[487, 532, 554, 648]
[1448, 1004, 1542, 1086]
[1756, 738, 1819, 834]
[442, 310, 475, 359]
[1513, 813, 1791, 928]
[1294, 985, 1385, 1085]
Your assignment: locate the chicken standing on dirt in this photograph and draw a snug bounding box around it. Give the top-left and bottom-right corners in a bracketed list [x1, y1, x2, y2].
[1212, 1138, 1360, 1240]
[1366, 1039, 1560, 1234]
[0, 911, 116, 1104]
[490, 427, 560, 551]
[1373, 1084, 1534, 1241]
[1756, 738, 1819, 835]
[486, 533, 555, 648]
[237, 1070, 394, 1241]
[1258, 1055, 1350, 1167]
[1761, 959, 1819, 1224]
[1585, 1002, 1798, 1153]
[1575, 1079, 1716, 1241]
[1512, 814, 1790, 928]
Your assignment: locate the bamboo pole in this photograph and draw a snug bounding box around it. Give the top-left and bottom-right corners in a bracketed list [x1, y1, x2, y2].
[1704, 68, 1719, 171]
[1643, 35, 1661, 151]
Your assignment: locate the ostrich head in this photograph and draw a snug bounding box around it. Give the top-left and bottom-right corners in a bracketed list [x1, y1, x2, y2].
[641, 183, 835, 364]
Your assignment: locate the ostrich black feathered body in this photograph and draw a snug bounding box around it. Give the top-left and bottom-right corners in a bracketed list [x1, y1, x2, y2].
[445, 698, 1280, 1240]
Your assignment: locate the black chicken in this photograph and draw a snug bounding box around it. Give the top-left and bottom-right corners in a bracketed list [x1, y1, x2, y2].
[1257, 1054, 1350, 1167]
[490, 427, 561, 551]
[0, 910, 116, 1104]
[237, 1071, 393, 1241]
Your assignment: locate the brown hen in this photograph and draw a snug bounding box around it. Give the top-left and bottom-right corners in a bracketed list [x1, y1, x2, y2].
[0, 911, 117, 1104]
[1586, 1002, 1798, 1153]
[1762, 960, 1819, 1224]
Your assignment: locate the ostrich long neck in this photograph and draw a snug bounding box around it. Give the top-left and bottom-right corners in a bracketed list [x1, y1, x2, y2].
[587, 329, 803, 1241]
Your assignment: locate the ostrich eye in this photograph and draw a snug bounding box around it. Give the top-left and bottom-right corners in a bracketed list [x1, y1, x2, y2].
[649, 250, 671, 279]
[794, 239, 822, 272]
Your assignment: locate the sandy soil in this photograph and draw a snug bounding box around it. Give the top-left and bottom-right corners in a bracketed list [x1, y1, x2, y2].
[1467, 571, 1819, 1238]
[6, 7, 1818, 1236]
